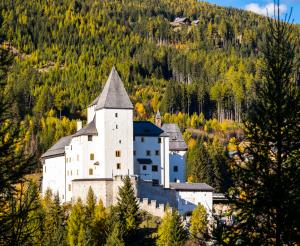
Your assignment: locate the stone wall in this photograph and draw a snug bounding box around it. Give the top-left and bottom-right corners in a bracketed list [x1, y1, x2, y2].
[139, 198, 172, 217]
[137, 180, 176, 207]
[72, 176, 138, 207]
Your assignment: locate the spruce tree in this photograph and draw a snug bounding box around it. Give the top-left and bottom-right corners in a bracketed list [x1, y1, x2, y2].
[0, 44, 37, 244]
[43, 192, 66, 246]
[105, 222, 125, 246]
[67, 199, 86, 246]
[156, 207, 187, 246]
[228, 4, 300, 245]
[116, 176, 140, 237]
[93, 199, 107, 245]
[189, 204, 207, 242]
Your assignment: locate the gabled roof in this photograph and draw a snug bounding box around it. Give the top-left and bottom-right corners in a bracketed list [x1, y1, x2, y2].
[73, 118, 98, 137]
[41, 135, 72, 159]
[170, 182, 214, 192]
[133, 121, 168, 137]
[161, 124, 187, 151]
[95, 67, 133, 110]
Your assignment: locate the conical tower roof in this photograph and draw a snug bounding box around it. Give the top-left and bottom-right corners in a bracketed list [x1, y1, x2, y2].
[95, 67, 133, 110]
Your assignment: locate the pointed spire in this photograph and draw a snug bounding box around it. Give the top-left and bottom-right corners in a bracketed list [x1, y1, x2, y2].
[95, 67, 133, 110]
[155, 110, 162, 128]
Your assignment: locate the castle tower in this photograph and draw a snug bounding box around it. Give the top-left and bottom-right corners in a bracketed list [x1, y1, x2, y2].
[95, 67, 134, 178]
[155, 110, 162, 128]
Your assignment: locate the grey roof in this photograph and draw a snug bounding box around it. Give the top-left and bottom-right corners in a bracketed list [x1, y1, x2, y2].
[41, 135, 72, 159]
[73, 119, 98, 137]
[161, 124, 187, 151]
[137, 158, 153, 164]
[95, 67, 133, 110]
[174, 17, 190, 23]
[170, 182, 214, 192]
[133, 121, 168, 137]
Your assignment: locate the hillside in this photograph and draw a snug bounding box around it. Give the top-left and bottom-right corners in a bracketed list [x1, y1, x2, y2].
[0, 0, 299, 155]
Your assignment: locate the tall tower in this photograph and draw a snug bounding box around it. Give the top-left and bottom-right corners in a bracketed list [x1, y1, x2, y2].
[95, 67, 134, 178]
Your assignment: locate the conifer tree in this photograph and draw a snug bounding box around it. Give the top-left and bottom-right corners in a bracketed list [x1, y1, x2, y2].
[105, 222, 125, 246]
[156, 207, 187, 246]
[43, 191, 66, 246]
[228, 4, 300, 245]
[93, 199, 107, 245]
[189, 204, 207, 242]
[67, 198, 86, 246]
[116, 176, 140, 237]
[0, 44, 37, 244]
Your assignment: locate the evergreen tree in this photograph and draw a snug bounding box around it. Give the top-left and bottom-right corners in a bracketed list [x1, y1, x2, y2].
[228, 5, 300, 245]
[67, 199, 86, 246]
[116, 176, 140, 238]
[105, 222, 125, 246]
[0, 44, 37, 244]
[93, 199, 108, 245]
[43, 192, 66, 246]
[156, 207, 187, 246]
[189, 204, 207, 242]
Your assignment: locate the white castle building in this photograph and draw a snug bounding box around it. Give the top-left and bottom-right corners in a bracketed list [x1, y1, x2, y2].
[42, 67, 213, 216]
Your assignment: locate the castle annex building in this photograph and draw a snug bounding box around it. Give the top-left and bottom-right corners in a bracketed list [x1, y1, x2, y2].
[42, 67, 213, 216]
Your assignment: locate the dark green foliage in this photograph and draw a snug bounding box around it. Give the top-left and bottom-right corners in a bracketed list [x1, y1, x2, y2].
[105, 222, 125, 246]
[1, 0, 299, 159]
[43, 191, 66, 246]
[115, 176, 140, 239]
[228, 6, 300, 245]
[0, 37, 38, 244]
[186, 137, 231, 192]
[156, 207, 187, 246]
[2, 182, 45, 245]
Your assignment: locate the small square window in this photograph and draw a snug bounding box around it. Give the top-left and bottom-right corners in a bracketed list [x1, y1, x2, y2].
[119, 140, 122, 144]
[174, 166, 178, 172]
[90, 153, 94, 160]
[117, 163, 121, 169]
[88, 135, 93, 141]
[158, 138, 161, 143]
[146, 150, 151, 156]
[143, 165, 147, 170]
[133, 150, 136, 156]
[116, 150, 121, 157]
[152, 165, 158, 172]
[115, 113, 118, 117]
[68, 184, 71, 191]
[141, 137, 144, 142]
[89, 168, 93, 175]
[155, 150, 160, 156]
[116, 125, 118, 129]
[133, 136, 135, 141]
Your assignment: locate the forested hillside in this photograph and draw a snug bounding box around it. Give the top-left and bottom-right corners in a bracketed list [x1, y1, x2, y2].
[1, 0, 299, 157]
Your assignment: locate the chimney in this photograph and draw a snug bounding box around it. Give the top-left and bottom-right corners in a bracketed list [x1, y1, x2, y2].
[77, 120, 82, 131]
[155, 110, 162, 128]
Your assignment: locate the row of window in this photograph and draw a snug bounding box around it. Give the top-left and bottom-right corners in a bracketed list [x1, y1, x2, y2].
[141, 165, 178, 172]
[134, 137, 161, 143]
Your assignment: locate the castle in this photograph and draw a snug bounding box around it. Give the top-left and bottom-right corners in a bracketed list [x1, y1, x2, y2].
[42, 67, 213, 216]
